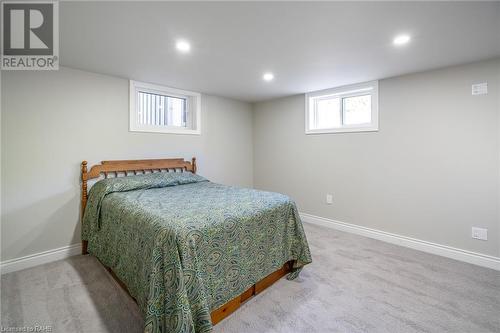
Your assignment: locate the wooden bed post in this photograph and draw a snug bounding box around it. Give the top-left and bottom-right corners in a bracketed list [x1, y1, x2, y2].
[192, 157, 197, 174]
[81, 161, 89, 255]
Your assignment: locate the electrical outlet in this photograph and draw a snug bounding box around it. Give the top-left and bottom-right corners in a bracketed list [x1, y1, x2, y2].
[471, 227, 487, 241]
[326, 194, 333, 204]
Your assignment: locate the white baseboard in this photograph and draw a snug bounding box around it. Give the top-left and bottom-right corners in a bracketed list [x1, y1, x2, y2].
[1, 243, 82, 275]
[2, 214, 499, 273]
[300, 212, 500, 271]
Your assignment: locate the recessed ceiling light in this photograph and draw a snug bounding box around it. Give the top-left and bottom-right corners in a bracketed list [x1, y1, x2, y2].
[263, 72, 274, 81]
[176, 40, 191, 53]
[393, 34, 411, 46]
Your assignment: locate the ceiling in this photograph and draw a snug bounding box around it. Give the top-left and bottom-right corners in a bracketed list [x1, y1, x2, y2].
[60, 1, 500, 102]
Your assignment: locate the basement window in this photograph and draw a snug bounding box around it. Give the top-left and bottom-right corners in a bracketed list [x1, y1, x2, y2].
[129, 80, 201, 135]
[305, 81, 378, 134]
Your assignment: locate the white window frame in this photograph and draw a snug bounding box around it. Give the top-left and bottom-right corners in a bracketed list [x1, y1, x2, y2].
[305, 80, 379, 134]
[129, 80, 201, 135]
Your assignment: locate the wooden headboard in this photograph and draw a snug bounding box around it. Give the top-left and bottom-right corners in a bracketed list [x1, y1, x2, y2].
[80, 157, 196, 254]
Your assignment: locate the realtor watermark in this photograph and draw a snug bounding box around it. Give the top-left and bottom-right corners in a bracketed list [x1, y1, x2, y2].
[0, 326, 52, 332]
[1, 1, 59, 70]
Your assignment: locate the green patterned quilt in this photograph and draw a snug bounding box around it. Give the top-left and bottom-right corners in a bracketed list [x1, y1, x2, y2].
[82, 172, 312, 333]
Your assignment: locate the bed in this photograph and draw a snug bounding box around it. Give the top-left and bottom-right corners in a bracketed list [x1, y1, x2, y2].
[81, 157, 312, 333]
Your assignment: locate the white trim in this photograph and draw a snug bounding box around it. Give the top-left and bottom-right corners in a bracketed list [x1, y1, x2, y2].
[305, 80, 379, 134]
[129, 80, 201, 135]
[3, 214, 499, 274]
[300, 212, 500, 271]
[0, 243, 81, 275]
[305, 127, 379, 135]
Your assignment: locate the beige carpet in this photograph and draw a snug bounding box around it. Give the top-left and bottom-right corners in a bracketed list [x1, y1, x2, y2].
[2, 223, 499, 333]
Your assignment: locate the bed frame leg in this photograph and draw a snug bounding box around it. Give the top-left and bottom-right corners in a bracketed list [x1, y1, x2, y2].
[82, 240, 88, 255]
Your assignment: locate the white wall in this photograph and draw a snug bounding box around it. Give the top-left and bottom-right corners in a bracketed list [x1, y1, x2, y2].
[1, 67, 253, 261]
[2, 59, 499, 264]
[253, 59, 500, 257]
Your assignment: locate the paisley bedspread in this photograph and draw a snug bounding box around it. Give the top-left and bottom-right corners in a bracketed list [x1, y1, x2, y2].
[82, 172, 312, 333]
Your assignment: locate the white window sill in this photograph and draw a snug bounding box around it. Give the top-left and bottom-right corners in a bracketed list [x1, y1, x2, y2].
[305, 126, 378, 135]
[129, 126, 201, 135]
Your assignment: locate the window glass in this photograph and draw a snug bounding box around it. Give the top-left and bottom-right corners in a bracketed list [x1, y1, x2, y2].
[315, 97, 340, 129]
[305, 81, 378, 134]
[130, 80, 201, 135]
[343, 95, 371, 125]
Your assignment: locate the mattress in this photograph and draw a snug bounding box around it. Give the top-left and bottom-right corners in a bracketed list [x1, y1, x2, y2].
[83, 172, 312, 333]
